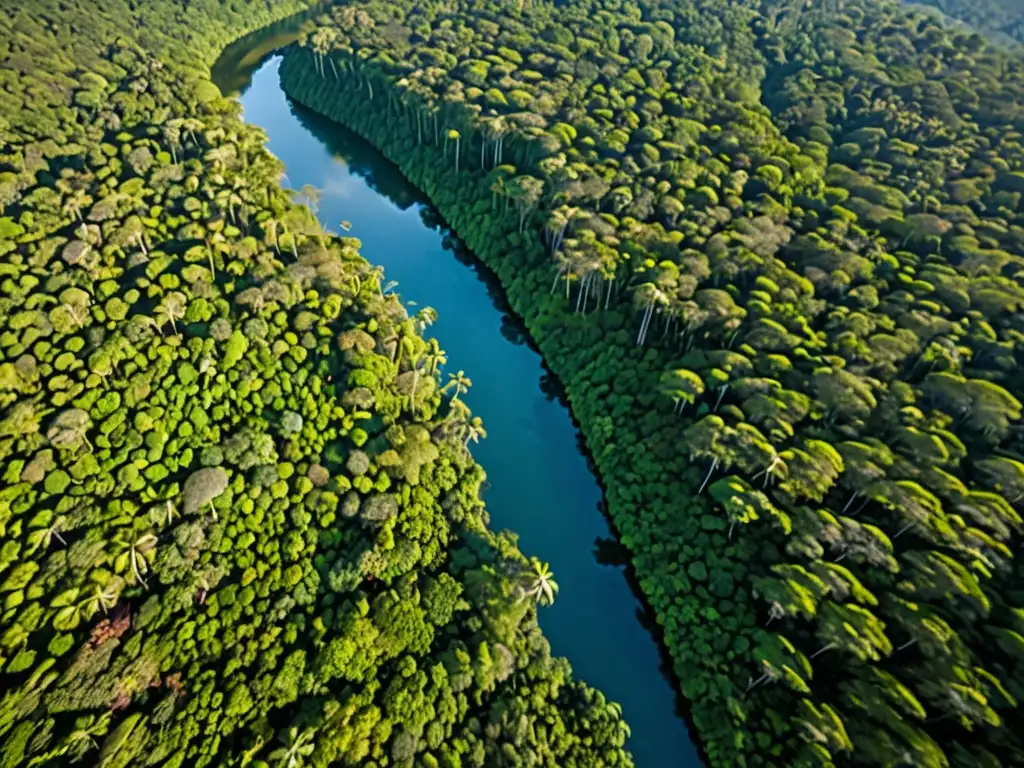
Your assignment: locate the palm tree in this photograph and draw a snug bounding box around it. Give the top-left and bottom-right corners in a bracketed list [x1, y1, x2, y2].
[752, 452, 786, 489]
[424, 340, 447, 376]
[114, 533, 157, 588]
[80, 582, 120, 619]
[632, 281, 668, 346]
[180, 118, 204, 148]
[47, 408, 93, 451]
[155, 292, 187, 337]
[132, 230, 148, 257]
[463, 416, 487, 449]
[217, 176, 247, 227]
[64, 713, 112, 761]
[310, 27, 339, 79]
[163, 499, 179, 528]
[394, 334, 417, 369]
[62, 188, 91, 223]
[448, 129, 461, 171]
[521, 558, 559, 607]
[414, 306, 438, 334]
[204, 244, 218, 280]
[264, 216, 281, 254]
[143, 315, 166, 338]
[365, 264, 386, 297]
[409, 338, 446, 413]
[408, 355, 427, 414]
[62, 301, 88, 329]
[490, 175, 507, 213]
[444, 370, 472, 403]
[269, 727, 316, 768]
[27, 516, 67, 554]
[544, 205, 580, 255]
[163, 121, 183, 164]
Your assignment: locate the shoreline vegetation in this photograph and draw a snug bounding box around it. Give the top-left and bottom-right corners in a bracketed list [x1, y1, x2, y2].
[269, 37, 706, 760]
[0, 2, 637, 767]
[276, 0, 1024, 765]
[4, 0, 1024, 766]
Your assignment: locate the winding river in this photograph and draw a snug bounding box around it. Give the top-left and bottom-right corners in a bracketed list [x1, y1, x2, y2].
[213, 27, 699, 768]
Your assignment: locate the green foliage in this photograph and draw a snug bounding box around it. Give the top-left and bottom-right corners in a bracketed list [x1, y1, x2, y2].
[0, 2, 634, 767]
[277, 0, 1024, 764]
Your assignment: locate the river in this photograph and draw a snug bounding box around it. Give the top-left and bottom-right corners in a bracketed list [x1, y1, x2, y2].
[213, 31, 699, 768]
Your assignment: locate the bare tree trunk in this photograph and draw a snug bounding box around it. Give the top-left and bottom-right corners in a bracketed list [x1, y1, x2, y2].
[811, 643, 836, 659]
[699, 457, 719, 494]
[714, 383, 729, 411]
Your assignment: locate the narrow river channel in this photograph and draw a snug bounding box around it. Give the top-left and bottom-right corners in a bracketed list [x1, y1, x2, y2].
[214, 32, 699, 767]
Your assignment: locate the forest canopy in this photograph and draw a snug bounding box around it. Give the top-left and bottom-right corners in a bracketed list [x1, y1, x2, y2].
[0, 1, 635, 767]
[274, 0, 1024, 764]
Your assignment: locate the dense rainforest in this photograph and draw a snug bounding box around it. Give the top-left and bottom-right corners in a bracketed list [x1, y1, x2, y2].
[910, 0, 1024, 47]
[0, 1, 637, 767]
[276, 0, 1024, 765]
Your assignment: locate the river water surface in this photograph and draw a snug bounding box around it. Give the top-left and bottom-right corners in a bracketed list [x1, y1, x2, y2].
[214, 34, 699, 768]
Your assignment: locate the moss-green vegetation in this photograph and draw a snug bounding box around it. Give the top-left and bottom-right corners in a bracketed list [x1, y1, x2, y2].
[909, 0, 1024, 47]
[0, 1, 635, 766]
[279, 0, 1024, 765]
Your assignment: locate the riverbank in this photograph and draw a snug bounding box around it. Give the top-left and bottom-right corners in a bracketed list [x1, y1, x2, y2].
[224, 54, 699, 766]
[279, 46, 763, 767]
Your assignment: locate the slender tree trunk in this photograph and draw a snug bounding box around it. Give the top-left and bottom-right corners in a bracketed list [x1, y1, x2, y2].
[699, 457, 719, 494]
[131, 548, 146, 587]
[714, 384, 729, 411]
[746, 672, 772, 693]
[893, 521, 916, 540]
[637, 302, 654, 346]
[811, 643, 836, 659]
